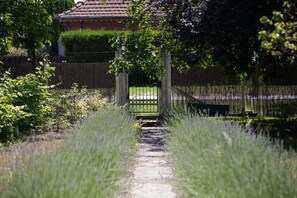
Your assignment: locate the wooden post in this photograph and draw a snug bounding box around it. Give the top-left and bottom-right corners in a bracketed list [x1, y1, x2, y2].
[241, 81, 246, 114]
[115, 49, 129, 106]
[158, 49, 172, 115]
[43, 56, 49, 86]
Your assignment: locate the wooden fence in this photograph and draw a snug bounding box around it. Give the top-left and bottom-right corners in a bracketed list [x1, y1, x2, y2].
[3, 62, 115, 89]
[3, 57, 297, 116]
[171, 65, 297, 116]
[172, 65, 238, 86]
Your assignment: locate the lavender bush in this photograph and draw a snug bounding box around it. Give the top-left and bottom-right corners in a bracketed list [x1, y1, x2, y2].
[166, 114, 297, 197]
[1, 108, 137, 198]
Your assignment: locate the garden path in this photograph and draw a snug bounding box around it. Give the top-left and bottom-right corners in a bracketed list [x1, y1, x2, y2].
[129, 127, 178, 198]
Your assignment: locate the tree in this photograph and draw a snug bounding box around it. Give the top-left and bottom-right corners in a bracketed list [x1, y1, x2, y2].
[162, 0, 285, 77]
[110, 30, 165, 78]
[45, 0, 75, 14]
[10, 0, 53, 71]
[110, 0, 191, 78]
[44, 0, 75, 55]
[0, 1, 12, 61]
[1, 0, 75, 72]
[115, 0, 286, 81]
[259, 0, 297, 61]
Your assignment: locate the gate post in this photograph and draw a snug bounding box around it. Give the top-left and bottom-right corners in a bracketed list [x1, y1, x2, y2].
[115, 49, 129, 106]
[159, 49, 172, 115]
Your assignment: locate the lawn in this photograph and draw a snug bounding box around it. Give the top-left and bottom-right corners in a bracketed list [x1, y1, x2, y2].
[129, 86, 158, 97]
[129, 86, 159, 115]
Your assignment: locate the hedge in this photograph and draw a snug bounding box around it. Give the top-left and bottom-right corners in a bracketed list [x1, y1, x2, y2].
[60, 30, 126, 63]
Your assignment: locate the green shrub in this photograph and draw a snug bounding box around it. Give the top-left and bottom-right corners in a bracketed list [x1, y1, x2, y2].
[166, 115, 297, 198]
[0, 103, 29, 142]
[1, 108, 137, 198]
[60, 30, 125, 63]
[48, 84, 109, 131]
[0, 64, 54, 143]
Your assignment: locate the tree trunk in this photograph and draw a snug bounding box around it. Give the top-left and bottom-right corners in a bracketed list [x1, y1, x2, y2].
[31, 51, 37, 72]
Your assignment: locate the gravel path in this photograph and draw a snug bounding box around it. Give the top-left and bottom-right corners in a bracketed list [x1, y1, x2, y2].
[130, 127, 177, 198]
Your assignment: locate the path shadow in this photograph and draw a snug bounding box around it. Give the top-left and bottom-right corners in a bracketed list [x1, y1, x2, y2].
[139, 128, 167, 152]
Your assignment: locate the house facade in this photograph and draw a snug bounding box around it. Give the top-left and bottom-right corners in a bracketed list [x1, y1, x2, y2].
[57, 0, 133, 31]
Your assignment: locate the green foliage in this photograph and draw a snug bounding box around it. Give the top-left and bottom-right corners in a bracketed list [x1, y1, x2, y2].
[166, 115, 297, 197]
[259, 1, 297, 61]
[10, 0, 53, 71]
[0, 0, 74, 68]
[44, 0, 75, 15]
[48, 84, 109, 131]
[60, 30, 124, 63]
[1, 108, 137, 198]
[0, 1, 12, 63]
[44, 0, 75, 55]
[110, 30, 190, 79]
[7, 46, 28, 56]
[0, 65, 110, 143]
[127, 0, 290, 80]
[0, 64, 55, 143]
[0, 14, 12, 58]
[110, 0, 190, 79]
[111, 30, 164, 78]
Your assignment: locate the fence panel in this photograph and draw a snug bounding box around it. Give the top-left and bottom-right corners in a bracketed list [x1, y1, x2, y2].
[3, 62, 115, 89]
[172, 65, 297, 117]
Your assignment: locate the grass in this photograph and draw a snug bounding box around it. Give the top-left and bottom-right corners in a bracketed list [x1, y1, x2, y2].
[129, 99, 159, 114]
[166, 114, 297, 198]
[129, 86, 158, 97]
[0, 107, 138, 198]
[129, 86, 159, 115]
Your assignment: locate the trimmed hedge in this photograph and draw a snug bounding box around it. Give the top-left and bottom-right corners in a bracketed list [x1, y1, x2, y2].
[60, 30, 126, 63]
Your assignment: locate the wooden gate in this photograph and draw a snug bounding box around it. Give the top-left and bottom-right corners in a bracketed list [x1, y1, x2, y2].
[115, 49, 171, 116]
[128, 67, 160, 115]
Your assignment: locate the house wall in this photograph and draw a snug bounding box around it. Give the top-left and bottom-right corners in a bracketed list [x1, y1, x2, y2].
[62, 19, 136, 31]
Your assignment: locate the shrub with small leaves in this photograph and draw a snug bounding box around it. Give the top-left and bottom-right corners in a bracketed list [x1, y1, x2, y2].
[0, 63, 55, 143]
[48, 84, 108, 131]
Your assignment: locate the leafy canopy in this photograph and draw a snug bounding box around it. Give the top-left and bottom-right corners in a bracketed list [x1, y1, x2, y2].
[110, 0, 190, 78]
[259, 0, 297, 61]
[11, 0, 53, 54]
[160, 0, 283, 76]
[44, 0, 75, 54]
[1, 0, 75, 71]
[0, 1, 12, 61]
[112, 0, 285, 80]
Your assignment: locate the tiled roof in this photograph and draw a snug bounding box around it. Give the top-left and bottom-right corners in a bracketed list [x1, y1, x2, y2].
[58, 0, 131, 21]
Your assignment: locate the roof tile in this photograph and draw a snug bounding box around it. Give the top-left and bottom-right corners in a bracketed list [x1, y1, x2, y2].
[58, 0, 131, 20]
